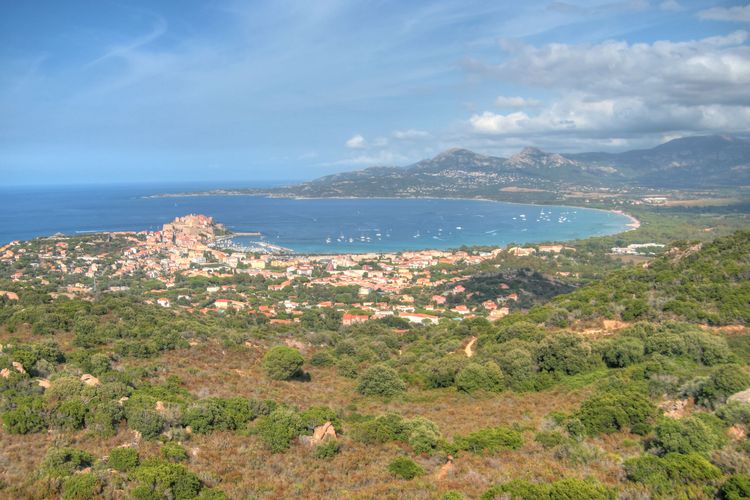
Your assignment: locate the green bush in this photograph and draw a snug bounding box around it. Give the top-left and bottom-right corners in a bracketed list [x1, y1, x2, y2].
[455, 362, 504, 393]
[108, 447, 139, 472]
[131, 460, 202, 499]
[534, 431, 568, 449]
[721, 474, 750, 500]
[481, 479, 551, 500]
[624, 452, 721, 492]
[50, 398, 87, 431]
[1, 396, 47, 434]
[717, 401, 750, 426]
[602, 337, 644, 368]
[124, 403, 165, 439]
[85, 401, 124, 437]
[356, 365, 406, 396]
[388, 456, 424, 480]
[62, 472, 99, 500]
[577, 390, 656, 435]
[182, 397, 255, 433]
[424, 356, 466, 389]
[453, 426, 523, 454]
[313, 440, 341, 459]
[162, 442, 189, 463]
[404, 416, 441, 454]
[697, 365, 750, 407]
[548, 478, 610, 500]
[299, 405, 341, 432]
[350, 413, 407, 444]
[309, 350, 335, 367]
[262, 346, 304, 380]
[40, 447, 95, 478]
[255, 407, 305, 452]
[495, 347, 539, 391]
[652, 416, 725, 454]
[537, 333, 594, 375]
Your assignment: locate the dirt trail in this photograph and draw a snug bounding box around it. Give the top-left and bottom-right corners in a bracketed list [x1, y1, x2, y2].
[464, 336, 477, 358]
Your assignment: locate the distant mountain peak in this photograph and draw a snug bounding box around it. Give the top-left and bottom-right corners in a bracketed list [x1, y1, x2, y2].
[507, 146, 576, 169]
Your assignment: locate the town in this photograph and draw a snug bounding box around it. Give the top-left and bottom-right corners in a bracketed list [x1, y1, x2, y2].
[0, 214, 613, 326]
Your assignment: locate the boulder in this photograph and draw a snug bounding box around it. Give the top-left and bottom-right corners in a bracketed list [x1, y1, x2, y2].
[11, 361, 26, 374]
[436, 455, 455, 480]
[37, 378, 51, 389]
[155, 401, 166, 413]
[728, 424, 747, 441]
[301, 421, 337, 447]
[0, 368, 10, 379]
[659, 398, 690, 419]
[729, 388, 750, 404]
[80, 374, 101, 386]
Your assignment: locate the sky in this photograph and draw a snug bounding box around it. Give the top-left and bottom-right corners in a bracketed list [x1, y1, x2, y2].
[1, 0, 750, 185]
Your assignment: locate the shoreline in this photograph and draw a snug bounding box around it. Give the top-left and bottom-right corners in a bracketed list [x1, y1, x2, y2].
[8, 193, 641, 254]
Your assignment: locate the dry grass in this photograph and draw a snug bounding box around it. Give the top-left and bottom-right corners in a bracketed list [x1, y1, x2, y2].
[0, 340, 632, 498]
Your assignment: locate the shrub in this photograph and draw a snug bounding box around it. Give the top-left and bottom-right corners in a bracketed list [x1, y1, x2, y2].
[424, 356, 465, 389]
[1, 396, 47, 434]
[262, 346, 304, 380]
[255, 407, 305, 452]
[624, 453, 721, 492]
[40, 447, 95, 478]
[388, 456, 424, 480]
[108, 447, 139, 472]
[124, 404, 165, 440]
[721, 474, 750, 500]
[131, 460, 202, 499]
[62, 472, 99, 500]
[697, 365, 750, 407]
[50, 398, 87, 431]
[534, 431, 568, 449]
[717, 401, 750, 426]
[183, 397, 254, 433]
[652, 416, 725, 454]
[455, 362, 504, 393]
[537, 333, 593, 375]
[299, 405, 341, 432]
[495, 347, 538, 391]
[313, 440, 341, 459]
[309, 350, 335, 367]
[548, 478, 610, 500]
[356, 365, 406, 396]
[86, 401, 124, 437]
[577, 390, 656, 435]
[350, 413, 406, 444]
[481, 479, 551, 500]
[404, 416, 441, 454]
[162, 442, 189, 463]
[602, 337, 645, 368]
[453, 426, 523, 454]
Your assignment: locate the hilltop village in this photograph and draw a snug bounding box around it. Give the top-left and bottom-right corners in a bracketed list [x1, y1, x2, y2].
[0, 214, 591, 325]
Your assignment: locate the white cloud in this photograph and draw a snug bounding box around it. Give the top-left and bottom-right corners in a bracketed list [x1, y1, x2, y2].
[494, 96, 542, 107]
[392, 129, 430, 140]
[345, 134, 367, 149]
[659, 0, 682, 12]
[464, 31, 750, 142]
[698, 5, 750, 23]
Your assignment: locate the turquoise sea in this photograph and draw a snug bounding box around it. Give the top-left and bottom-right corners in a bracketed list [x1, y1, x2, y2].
[0, 184, 631, 253]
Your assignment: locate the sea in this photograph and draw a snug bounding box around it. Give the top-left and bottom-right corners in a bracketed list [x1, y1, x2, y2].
[0, 183, 631, 254]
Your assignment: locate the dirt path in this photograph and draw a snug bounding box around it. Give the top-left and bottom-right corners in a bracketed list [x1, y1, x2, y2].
[464, 336, 477, 358]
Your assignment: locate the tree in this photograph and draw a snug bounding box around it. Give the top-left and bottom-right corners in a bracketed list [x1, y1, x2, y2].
[455, 362, 504, 393]
[262, 346, 304, 381]
[356, 365, 406, 396]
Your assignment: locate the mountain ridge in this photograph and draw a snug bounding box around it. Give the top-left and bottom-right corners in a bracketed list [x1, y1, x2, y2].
[284, 134, 750, 198]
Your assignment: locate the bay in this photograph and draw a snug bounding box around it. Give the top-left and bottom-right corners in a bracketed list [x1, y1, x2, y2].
[0, 184, 631, 253]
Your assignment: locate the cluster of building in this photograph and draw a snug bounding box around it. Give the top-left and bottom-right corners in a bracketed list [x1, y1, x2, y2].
[0, 214, 580, 324]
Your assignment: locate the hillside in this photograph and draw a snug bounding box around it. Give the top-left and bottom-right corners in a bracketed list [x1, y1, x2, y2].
[533, 230, 750, 327]
[1, 230, 750, 498]
[280, 135, 750, 198]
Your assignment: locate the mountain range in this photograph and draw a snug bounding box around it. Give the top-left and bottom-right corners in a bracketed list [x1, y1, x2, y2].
[280, 135, 750, 198]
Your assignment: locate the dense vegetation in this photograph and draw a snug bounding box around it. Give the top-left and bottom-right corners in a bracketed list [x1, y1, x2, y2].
[1, 230, 749, 497]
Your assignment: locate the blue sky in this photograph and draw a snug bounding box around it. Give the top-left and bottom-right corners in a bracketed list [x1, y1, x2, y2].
[1, 0, 749, 185]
